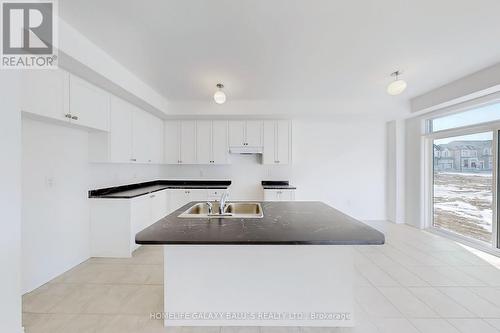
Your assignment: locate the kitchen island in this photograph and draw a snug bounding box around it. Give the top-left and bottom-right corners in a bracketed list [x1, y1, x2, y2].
[136, 201, 384, 327]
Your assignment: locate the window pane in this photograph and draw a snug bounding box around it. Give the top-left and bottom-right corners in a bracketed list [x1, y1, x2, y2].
[433, 132, 493, 244]
[432, 102, 500, 132]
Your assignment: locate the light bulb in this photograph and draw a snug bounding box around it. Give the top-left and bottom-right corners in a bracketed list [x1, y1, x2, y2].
[213, 90, 226, 104]
[387, 79, 407, 95]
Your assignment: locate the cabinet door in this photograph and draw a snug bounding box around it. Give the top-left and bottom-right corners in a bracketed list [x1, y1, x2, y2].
[168, 189, 191, 212]
[20, 69, 69, 122]
[263, 121, 276, 164]
[164, 121, 180, 164]
[283, 190, 295, 201]
[180, 121, 196, 164]
[69, 74, 110, 131]
[228, 121, 245, 147]
[276, 120, 290, 165]
[109, 96, 133, 163]
[151, 190, 168, 222]
[148, 114, 164, 164]
[263, 190, 279, 201]
[131, 109, 151, 163]
[130, 195, 152, 250]
[212, 120, 228, 164]
[196, 120, 212, 164]
[187, 189, 208, 202]
[245, 121, 263, 147]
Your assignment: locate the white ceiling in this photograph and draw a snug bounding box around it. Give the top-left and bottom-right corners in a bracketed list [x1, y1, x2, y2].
[60, 0, 500, 117]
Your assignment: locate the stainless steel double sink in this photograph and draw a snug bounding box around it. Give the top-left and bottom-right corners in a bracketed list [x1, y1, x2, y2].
[178, 202, 263, 219]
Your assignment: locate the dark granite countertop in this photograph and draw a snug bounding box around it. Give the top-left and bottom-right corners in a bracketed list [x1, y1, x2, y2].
[89, 180, 231, 199]
[135, 201, 385, 245]
[261, 180, 297, 190]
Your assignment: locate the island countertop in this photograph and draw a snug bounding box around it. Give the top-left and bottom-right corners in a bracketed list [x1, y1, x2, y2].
[135, 201, 385, 245]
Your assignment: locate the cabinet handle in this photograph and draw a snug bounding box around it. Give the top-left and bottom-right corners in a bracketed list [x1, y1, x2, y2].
[64, 113, 72, 119]
[130, 158, 137, 162]
[71, 115, 78, 120]
[148, 159, 152, 162]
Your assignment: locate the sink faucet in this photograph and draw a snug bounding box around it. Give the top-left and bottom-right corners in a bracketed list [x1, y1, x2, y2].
[205, 201, 213, 215]
[219, 192, 228, 214]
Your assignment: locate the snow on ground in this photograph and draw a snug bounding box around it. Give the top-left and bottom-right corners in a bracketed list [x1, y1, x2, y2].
[433, 172, 493, 243]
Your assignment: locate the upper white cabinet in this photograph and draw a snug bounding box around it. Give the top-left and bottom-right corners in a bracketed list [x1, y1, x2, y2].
[180, 121, 197, 164]
[164, 120, 197, 164]
[90, 96, 163, 164]
[20, 69, 69, 122]
[263, 120, 291, 165]
[21, 70, 110, 131]
[196, 120, 228, 164]
[164, 121, 180, 164]
[69, 74, 110, 131]
[228, 120, 263, 147]
[132, 109, 163, 163]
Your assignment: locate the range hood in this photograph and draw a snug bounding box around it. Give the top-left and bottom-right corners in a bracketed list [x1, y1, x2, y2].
[229, 146, 263, 154]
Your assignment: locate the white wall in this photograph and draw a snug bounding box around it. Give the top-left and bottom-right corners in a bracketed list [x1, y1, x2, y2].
[0, 73, 23, 333]
[404, 116, 425, 229]
[163, 118, 387, 221]
[386, 120, 405, 224]
[21, 117, 162, 293]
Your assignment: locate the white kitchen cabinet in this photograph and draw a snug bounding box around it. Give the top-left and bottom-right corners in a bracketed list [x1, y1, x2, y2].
[131, 108, 163, 164]
[130, 195, 152, 251]
[196, 120, 228, 164]
[263, 120, 291, 165]
[145, 112, 164, 164]
[21, 70, 110, 132]
[20, 69, 69, 122]
[228, 120, 263, 147]
[263, 189, 295, 201]
[228, 121, 246, 147]
[164, 120, 181, 164]
[196, 121, 212, 164]
[108, 97, 134, 163]
[69, 74, 110, 131]
[151, 190, 169, 222]
[167, 188, 209, 213]
[90, 189, 169, 257]
[246, 120, 263, 147]
[180, 121, 197, 164]
[164, 120, 197, 164]
[212, 120, 229, 164]
[90, 97, 163, 164]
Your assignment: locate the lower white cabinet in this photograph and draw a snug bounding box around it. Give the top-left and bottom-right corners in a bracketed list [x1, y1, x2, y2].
[263, 189, 296, 201]
[90, 187, 230, 257]
[167, 188, 224, 212]
[90, 190, 169, 258]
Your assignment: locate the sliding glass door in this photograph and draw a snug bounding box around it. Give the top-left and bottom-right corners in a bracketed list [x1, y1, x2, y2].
[432, 132, 494, 244]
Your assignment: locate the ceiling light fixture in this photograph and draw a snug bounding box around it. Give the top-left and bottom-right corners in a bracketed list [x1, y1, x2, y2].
[213, 83, 226, 104]
[387, 70, 407, 96]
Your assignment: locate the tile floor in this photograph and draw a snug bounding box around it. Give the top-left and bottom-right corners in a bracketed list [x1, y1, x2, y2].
[22, 221, 500, 333]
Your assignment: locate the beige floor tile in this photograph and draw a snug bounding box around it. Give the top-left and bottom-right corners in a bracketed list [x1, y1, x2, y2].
[23, 283, 79, 313]
[410, 318, 460, 333]
[378, 287, 438, 318]
[371, 318, 419, 333]
[438, 287, 500, 318]
[83, 284, 140, 314]
[408, 287, 474, 318]
[447, 318, 499, 333]
[119, 285, 163, 314]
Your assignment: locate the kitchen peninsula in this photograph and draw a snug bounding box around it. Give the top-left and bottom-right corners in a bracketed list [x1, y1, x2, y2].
[136, 201, 385, 327]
